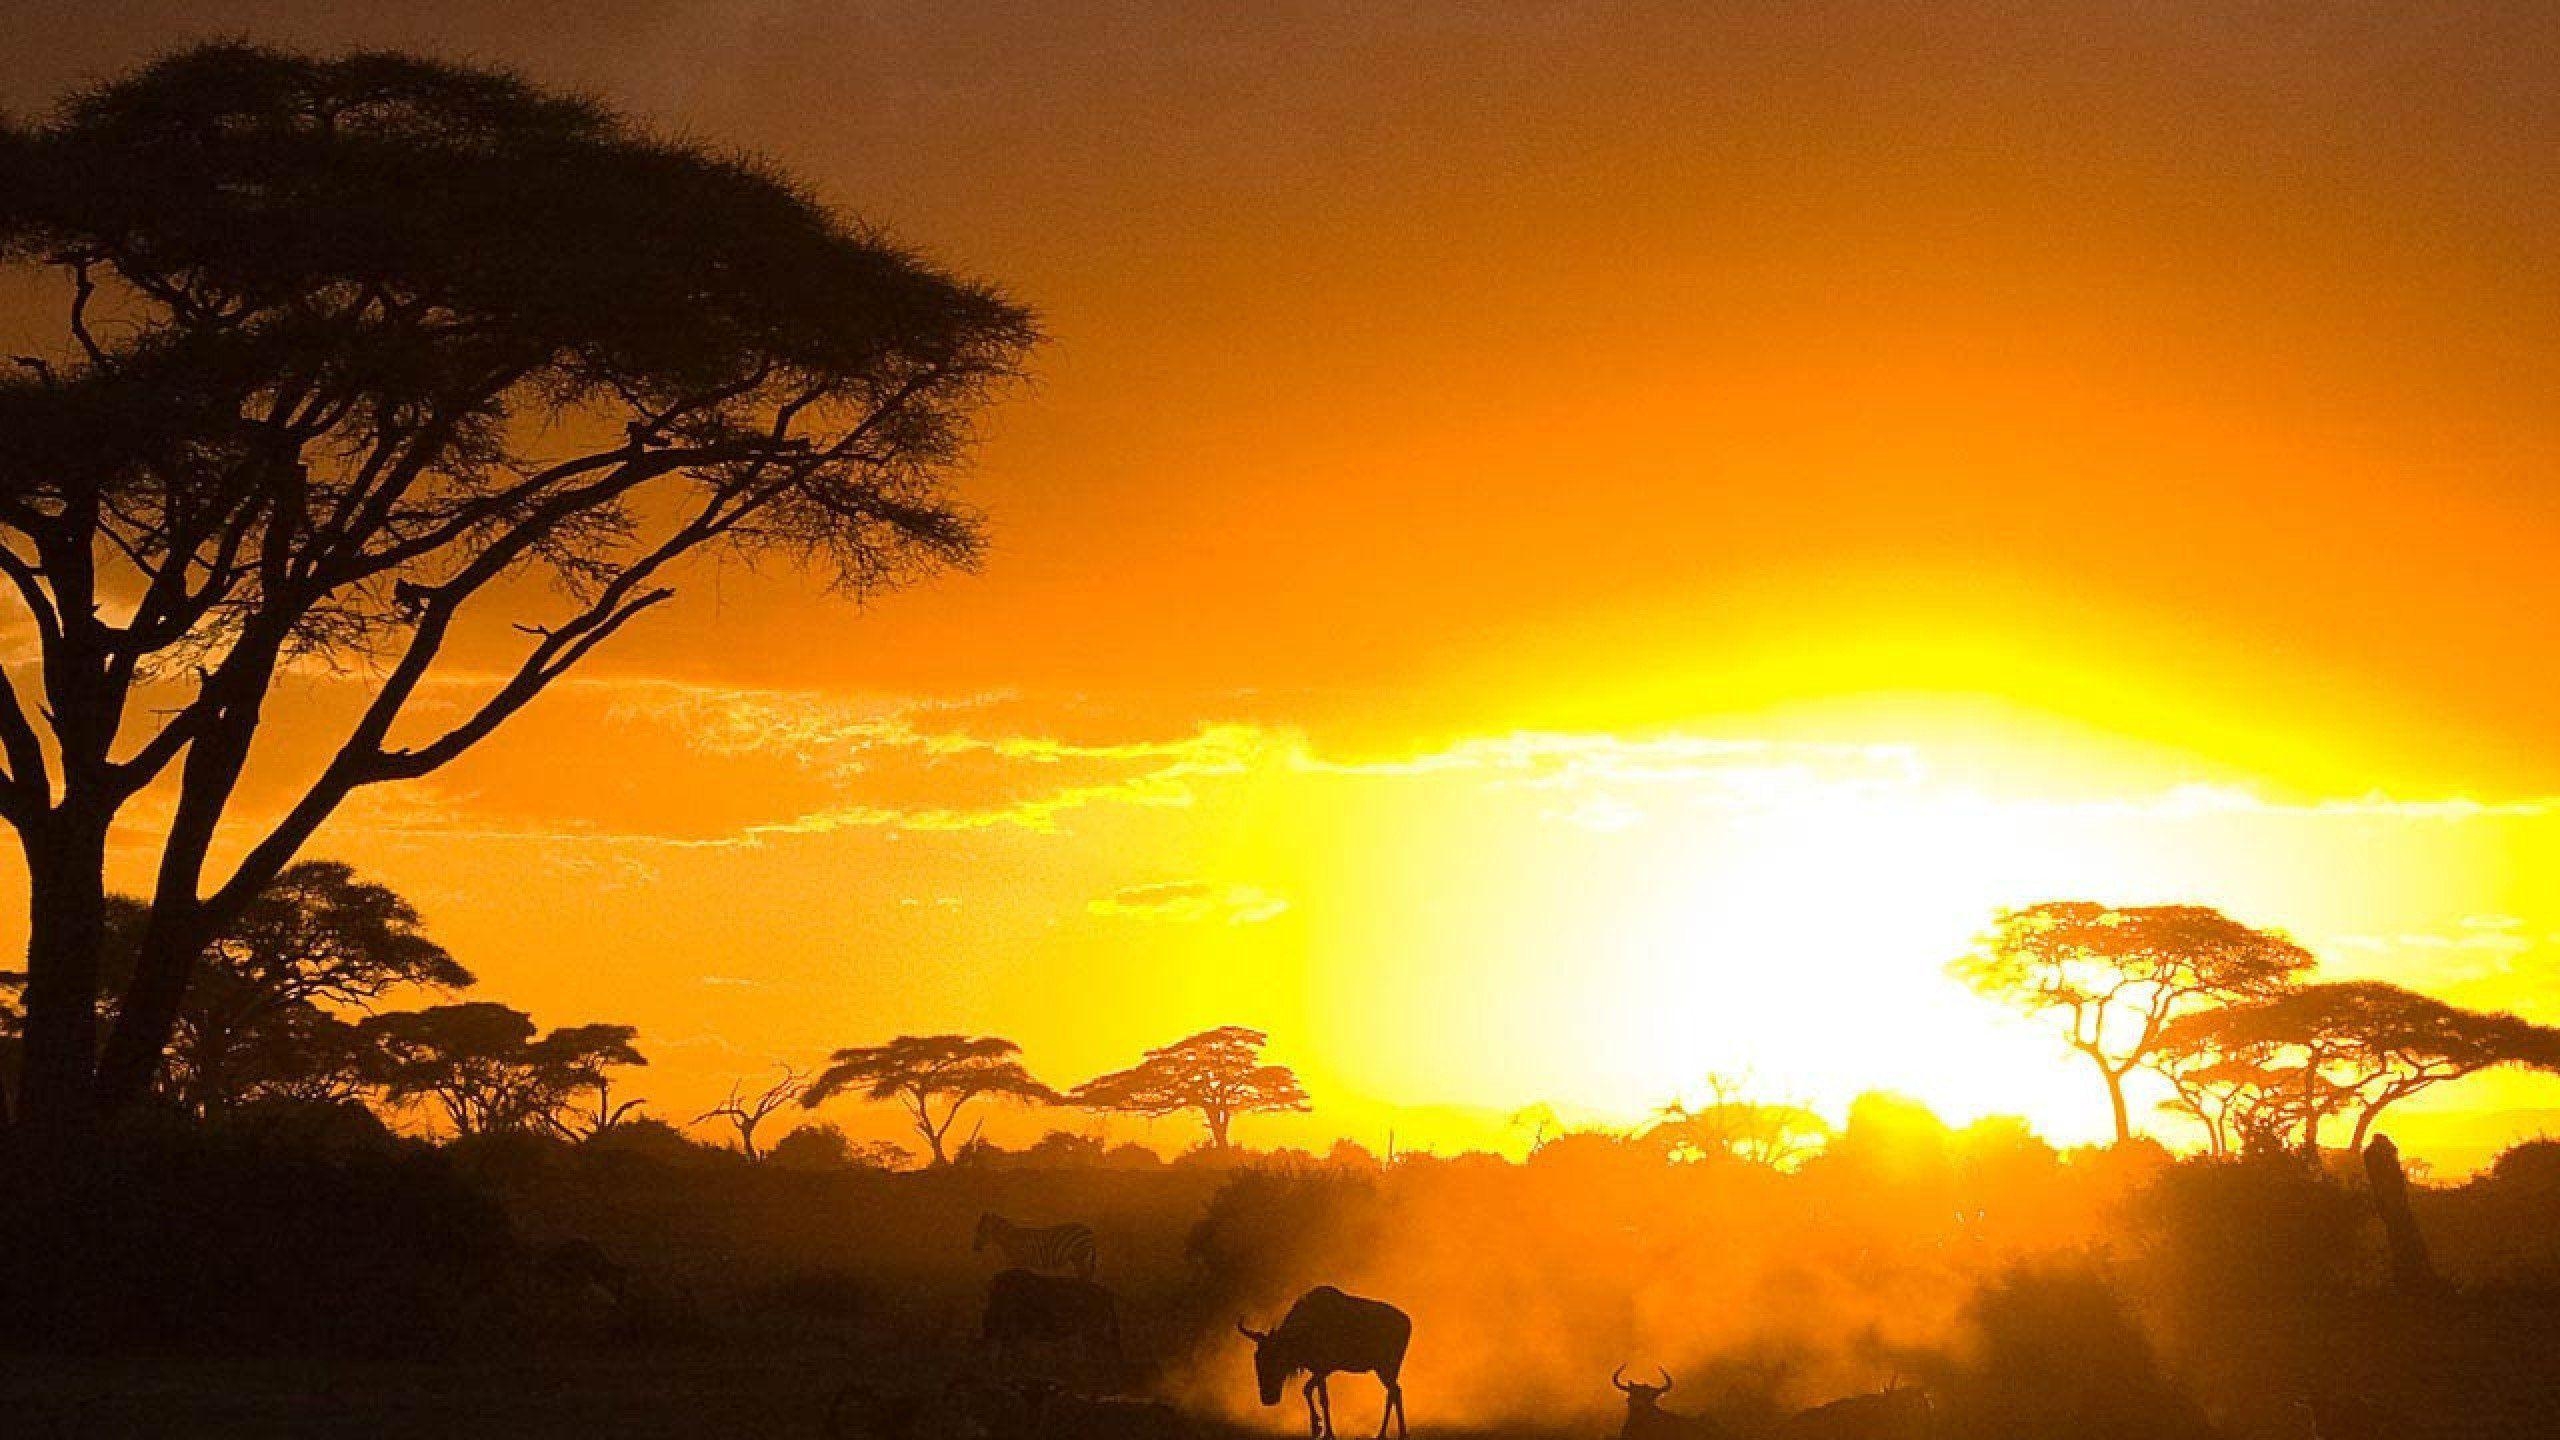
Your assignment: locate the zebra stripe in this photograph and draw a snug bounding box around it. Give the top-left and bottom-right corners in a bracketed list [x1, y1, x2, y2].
[975, 1213, 1099, 1279]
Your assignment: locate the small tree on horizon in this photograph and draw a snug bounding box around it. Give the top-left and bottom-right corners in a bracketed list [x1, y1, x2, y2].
[1070, 1025, 1309, 1151]
[801, 1034, 1058, 1166]
[1650, 1071, 1832, 1169]
[694, 1064, 808, 1160]
[1952, 901, 2314, 1144]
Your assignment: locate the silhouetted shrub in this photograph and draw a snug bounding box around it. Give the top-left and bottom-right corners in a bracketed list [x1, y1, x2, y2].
[769, 1123, 911, 1172]
[2487, 1138, 2560, 1193]
[443, 1126, 575, 1186]
[1183, 1167, 1388, 1319]
[1945, 1264, 2217, 1439]
[578, 1116, 730, 1172]
[2130, 1153, 2367, 1305]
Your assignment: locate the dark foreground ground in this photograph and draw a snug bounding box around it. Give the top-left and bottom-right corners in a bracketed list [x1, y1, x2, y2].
[0, 1352, 1380, 1440]
[11, 1123, 2560, 1438]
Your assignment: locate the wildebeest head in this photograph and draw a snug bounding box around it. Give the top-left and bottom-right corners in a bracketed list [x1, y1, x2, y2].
[1237, 1320, 1291, 1405]
[1613, 1365, 1676, 1413]
[972, 1212, 1000, 1251]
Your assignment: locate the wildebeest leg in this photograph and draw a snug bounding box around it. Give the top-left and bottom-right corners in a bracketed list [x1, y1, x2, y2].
[1376, 1379, 1406, 1440]
[1303, 1376, 1327, 1438]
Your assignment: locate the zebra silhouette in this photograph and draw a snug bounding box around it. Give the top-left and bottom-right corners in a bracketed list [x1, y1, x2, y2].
[974, 1212, 1099, 1279]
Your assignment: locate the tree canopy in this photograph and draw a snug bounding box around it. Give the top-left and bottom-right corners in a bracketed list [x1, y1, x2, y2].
[802, 1034, 1058, 1165]
[1070, 1025, 1309, 1151]
[0, 44, 1035, 1126]
[2153, 980, 2560, 1153]
[362, 1002, 644, 1137]
[1951, 902, 2313, 1143]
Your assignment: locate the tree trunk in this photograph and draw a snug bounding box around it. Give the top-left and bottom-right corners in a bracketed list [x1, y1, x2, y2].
[2363, 1135, 2438, 1294]
[2100, 1065, 2132, 1145]
[93, 907, 211, 1113]
[2350, 1094, 2400, 1155]
[918, 1095, 951, 1166]
[1206, 1108, 1232, 1151]
[15, 813, 112, 1134]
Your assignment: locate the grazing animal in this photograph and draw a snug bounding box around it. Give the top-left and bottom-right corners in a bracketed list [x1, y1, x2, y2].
[982, 1267, 1122, 1374]
[1773, 1384, 1932, 1440]
[1237, 1286, 1412, 1440]
[975, 1212, 1100, 1280]
[1612, 1366, 1726, 1440]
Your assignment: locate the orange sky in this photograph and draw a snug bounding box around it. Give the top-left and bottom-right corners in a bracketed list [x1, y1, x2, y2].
[8, 2, 2560, 1169]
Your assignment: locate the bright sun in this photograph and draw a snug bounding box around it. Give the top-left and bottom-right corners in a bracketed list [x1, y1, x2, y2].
[1288, 703, 2235, 1151]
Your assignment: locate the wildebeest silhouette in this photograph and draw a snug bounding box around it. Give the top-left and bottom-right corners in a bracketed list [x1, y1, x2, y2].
[1238, 1285, 1411, 1439]
[1612, 1365, 1727, 1440]
[982, 1267, 1121, 1375]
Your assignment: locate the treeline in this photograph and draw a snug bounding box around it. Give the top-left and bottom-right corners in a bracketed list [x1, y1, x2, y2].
[0, 860, 1318, 1168]
[12, 871, 2556, 1179]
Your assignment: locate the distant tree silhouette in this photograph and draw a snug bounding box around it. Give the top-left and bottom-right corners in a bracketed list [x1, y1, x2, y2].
[137, 861, 468, 1115]
[2154, 981, 2560, 1153]
[0, 45, 1035, 1130]
[1953, 902, 2312, 1143]
[802, 1034, 1058, 1166]
[361, 1002, 643, 1136]
[539, 1024, 653, 1140]
[694, 1065, 808, 1159]
[1650, 1072, 1831, 1169]
[1071, 1025, 1309, 1151]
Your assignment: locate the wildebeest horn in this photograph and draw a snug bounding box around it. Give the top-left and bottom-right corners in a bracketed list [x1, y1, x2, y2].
[1655, 1367, 1674, 1393]
[1611, 1365, 1631, 1392]
[1236, 1320, 1269, 1342]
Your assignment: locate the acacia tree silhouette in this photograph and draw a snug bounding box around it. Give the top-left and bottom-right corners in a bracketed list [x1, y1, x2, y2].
[0, 45, 1035, 1130]
[2155, 980, 2560, 1153]
[802, 1034, 1058, 1166]
[361, 1002, 644, 1137]
[1952, 902, 2312, 1144]
[1072, 1025, 1309, 1151]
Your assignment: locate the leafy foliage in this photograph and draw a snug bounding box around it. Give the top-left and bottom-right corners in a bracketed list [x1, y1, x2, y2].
[0, 44, 1035, 1120]
[1951, 902, 2313, 1141]
[802, 1034, 1058, 1165]
[2152, 981, 2560, 1153]
[1070, 1025, 1309, 1150]
[362, 1002, 644, 1137]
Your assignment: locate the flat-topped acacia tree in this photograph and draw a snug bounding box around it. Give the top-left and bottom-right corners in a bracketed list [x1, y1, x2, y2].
[1071, 1024, 1310, 1151]
[802, 1034, 1059, 1166]
[0, 46, 1035, 1128]
[1951, 901, 2314, 1144]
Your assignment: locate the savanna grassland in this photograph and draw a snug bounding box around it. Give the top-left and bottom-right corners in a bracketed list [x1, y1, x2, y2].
[3, 1104, 2559, 1438]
